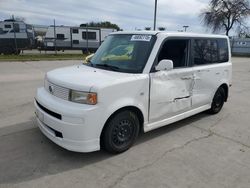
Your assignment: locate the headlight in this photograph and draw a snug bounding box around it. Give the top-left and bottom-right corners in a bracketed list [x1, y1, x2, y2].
[69, 90, 97, 105]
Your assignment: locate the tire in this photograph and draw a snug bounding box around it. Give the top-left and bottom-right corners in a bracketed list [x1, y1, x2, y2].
[101, 110, 140, 154]
[3, 47, 14, 55]
[15, 49, 21, 55]
[208, 87, 225, 114]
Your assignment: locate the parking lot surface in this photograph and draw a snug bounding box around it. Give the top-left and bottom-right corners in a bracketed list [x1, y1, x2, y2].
[0, 57, 250, 188]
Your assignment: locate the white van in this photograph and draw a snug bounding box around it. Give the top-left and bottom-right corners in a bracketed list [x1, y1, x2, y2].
[35, 31, 232, 153]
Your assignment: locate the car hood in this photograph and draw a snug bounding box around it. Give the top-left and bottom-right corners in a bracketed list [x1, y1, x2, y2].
[46, 64, 141, 92]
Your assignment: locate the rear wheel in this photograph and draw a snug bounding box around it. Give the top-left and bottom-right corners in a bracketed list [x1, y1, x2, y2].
[101, 110, 140, 153]
[208, 87, 225, 114]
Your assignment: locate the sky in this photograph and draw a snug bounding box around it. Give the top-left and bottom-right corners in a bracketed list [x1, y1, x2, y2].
[0, 0, 211, 33]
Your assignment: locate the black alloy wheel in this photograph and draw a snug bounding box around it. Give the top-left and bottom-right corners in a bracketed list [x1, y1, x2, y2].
[209, 87, 225, 114]
[102, 110, 140, 153]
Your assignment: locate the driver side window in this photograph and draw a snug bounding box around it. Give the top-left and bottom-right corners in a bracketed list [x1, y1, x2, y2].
[157, 39, 189, 68]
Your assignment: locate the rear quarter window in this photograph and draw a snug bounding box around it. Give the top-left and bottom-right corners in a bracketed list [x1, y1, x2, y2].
[193, 38, 229, 65]
[218, 39, 229, 63]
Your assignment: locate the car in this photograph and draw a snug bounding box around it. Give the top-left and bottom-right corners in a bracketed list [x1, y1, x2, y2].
[35, 31, 232, 153]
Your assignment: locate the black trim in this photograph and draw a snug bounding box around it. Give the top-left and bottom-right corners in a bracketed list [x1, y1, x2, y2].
[46, 125, 63, 138]
[36, 100, 62, 120]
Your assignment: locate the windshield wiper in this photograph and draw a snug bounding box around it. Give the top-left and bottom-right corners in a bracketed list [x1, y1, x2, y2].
[94, 64, 121, 71]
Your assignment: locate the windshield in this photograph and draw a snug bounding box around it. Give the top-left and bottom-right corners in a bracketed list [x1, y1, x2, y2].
[88, 34, 156, 73]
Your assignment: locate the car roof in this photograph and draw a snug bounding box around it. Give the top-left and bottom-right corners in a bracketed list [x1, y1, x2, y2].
[111, 31, 228, 39]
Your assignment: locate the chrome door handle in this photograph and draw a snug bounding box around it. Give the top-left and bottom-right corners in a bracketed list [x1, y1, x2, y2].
[181, 76, 193, 80]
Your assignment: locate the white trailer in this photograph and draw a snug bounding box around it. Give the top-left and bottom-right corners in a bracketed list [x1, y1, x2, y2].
[43, 26, 116, 52]
[0, 19, 35, 55]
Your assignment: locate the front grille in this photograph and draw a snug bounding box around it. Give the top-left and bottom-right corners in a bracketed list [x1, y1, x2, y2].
[45, 79, 70, 101]
[36, 100, 62, 120]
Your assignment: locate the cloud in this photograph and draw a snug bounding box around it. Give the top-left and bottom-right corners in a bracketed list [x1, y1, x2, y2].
[0, 0, 209, 32]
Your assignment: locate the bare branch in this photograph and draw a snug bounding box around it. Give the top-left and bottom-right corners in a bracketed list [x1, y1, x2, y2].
[200, 0, 250, 35]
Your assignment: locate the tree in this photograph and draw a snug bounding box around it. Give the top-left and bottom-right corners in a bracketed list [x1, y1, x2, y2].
[15, 16, 26, 22]
[80, 21, 121, 31]
[158, 27, 166, 31]
[200, 0, 250, 35]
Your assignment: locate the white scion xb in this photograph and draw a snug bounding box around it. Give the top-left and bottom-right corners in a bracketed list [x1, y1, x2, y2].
[35, 31, 232, 153]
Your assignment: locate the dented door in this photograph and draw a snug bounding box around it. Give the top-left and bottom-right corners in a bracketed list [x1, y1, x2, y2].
[149, 67, 194, 123]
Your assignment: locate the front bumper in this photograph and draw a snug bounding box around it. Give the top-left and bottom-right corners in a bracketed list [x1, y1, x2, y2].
[35, 87, 103, 152]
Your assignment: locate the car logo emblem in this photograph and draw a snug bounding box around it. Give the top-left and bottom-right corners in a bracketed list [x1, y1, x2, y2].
[49, 85, 54, 94]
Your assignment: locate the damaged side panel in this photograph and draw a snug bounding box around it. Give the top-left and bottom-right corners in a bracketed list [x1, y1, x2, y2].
[149, 68, 194, 123]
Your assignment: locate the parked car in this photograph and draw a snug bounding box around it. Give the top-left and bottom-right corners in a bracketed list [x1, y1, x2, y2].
[35, 31, 232, 153]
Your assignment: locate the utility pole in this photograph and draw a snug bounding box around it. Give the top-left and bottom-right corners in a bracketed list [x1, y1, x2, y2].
[86, 23, 89, 54]
[153, 0, 158, 31]
[183, 25, 189, 32]
[54, 19, 57, 54]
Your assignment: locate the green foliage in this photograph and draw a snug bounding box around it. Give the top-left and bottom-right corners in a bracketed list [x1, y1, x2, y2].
[80, 21, 121, 31]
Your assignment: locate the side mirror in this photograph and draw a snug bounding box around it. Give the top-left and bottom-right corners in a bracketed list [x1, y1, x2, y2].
[155, 59, 173, 71]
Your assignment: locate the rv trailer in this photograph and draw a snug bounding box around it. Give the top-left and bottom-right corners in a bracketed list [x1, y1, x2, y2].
[42, 26, 116, 52]
[0, 19, 35, 55]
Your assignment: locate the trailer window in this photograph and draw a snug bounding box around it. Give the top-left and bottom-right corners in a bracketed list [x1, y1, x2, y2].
[72, 29, 78, 34]
[73, 40, 79, 44]
[4, 24, 11, 29]
[0, 28, 7, 34]
[193, 39, 219, 65]
[57, 34, 65, 39]
[82, 32, 96, 40]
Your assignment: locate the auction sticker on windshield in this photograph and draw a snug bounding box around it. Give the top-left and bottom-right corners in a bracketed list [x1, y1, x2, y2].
[131, 35, 152, 42]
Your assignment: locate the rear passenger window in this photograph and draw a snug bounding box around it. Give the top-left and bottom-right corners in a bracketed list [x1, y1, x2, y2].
[193, 39, 218, 65]
[218, 39, 229, 62]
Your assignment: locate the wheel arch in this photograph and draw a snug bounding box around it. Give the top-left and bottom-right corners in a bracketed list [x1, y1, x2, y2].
[219, 83, 229, 102]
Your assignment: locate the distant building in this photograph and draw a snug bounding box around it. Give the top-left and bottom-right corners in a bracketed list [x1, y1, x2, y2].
[230, 37, 250, 56]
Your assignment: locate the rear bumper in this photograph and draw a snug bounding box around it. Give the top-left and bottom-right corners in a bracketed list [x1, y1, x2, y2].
[34, 87, 104, 152]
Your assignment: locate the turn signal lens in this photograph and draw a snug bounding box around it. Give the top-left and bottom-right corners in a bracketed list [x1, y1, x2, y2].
[87, 93, 97, 105]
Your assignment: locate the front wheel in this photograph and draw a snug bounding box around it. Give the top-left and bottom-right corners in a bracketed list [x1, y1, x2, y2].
[101, 110, 140, 154]
[208, 87, 225, 114]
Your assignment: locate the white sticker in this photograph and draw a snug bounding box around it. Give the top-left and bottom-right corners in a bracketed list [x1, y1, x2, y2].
[131, 35, 152, 42]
